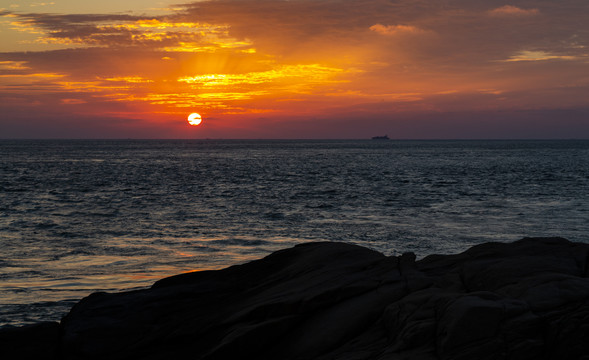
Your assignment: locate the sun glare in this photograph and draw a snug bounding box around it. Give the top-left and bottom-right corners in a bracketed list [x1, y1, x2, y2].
[187, 112, 202, 126]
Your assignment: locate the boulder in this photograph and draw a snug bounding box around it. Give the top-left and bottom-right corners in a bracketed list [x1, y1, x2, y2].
[3, 237, 589, 359]
[0, 322, 60, 359]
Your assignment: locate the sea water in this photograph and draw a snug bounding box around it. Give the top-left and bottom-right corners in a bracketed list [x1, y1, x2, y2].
[1, 139, 588, 327]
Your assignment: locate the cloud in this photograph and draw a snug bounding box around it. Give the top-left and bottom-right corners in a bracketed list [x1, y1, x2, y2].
[60, 98, 86, 104]
[488, 5, 539, 17]
[30, 2, 55, 7]
[369, 24, 424, 36]
[0, 10, 245, 51]
[1, 0, 589, 138]
[503, 50, 577, 62]
[0, 60, 30, 70]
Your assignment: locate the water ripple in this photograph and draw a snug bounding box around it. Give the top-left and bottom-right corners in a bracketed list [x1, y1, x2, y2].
[1, 139, 588, 327]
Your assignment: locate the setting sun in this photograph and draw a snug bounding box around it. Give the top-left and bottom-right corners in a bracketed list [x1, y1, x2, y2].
[187, 113, 202, 126]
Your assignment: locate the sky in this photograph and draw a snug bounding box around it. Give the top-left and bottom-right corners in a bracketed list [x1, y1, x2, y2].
[0, 0, 588, 139]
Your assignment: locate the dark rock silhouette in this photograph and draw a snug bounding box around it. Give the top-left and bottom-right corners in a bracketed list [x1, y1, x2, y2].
[3, 237, 589, 359]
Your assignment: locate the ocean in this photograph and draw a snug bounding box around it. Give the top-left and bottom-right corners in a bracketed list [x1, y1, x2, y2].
[1, 139, 588, 327]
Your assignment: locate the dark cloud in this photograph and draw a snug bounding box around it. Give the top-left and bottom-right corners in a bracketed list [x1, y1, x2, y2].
[4, 0, 588, 65]
[0, 10, 226, 49]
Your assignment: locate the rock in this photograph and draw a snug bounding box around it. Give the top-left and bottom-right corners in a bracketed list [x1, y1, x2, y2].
[0, 321, 60, 359]
[4, 237, 589, 359]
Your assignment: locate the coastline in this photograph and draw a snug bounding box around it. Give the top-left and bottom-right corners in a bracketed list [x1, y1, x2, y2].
[3, 237, 589, 359]
[3, 139, 589, 330]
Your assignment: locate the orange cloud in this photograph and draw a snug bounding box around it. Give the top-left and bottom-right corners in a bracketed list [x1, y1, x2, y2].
[60, 98, 86, 104]
[0, 61, 30, 70]
[369, 24, 424, 36]
[178, 64, 346, 88]
[488, 5, 539, 17]
[502, 50, 577, 62]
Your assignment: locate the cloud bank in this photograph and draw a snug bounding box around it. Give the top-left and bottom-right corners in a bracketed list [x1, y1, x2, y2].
[0, 0, 588, 138]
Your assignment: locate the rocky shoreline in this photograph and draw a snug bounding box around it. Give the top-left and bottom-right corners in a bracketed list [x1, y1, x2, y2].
[2, 237, 589, 359]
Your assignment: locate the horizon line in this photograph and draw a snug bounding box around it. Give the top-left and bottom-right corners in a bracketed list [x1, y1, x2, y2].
[1, 138, 589, 141]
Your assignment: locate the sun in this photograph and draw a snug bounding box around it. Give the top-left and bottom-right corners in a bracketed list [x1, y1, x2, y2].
[187, 112, 202, 126]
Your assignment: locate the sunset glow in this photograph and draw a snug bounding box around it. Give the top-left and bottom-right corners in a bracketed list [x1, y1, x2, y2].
[1, 0, 588, 138]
